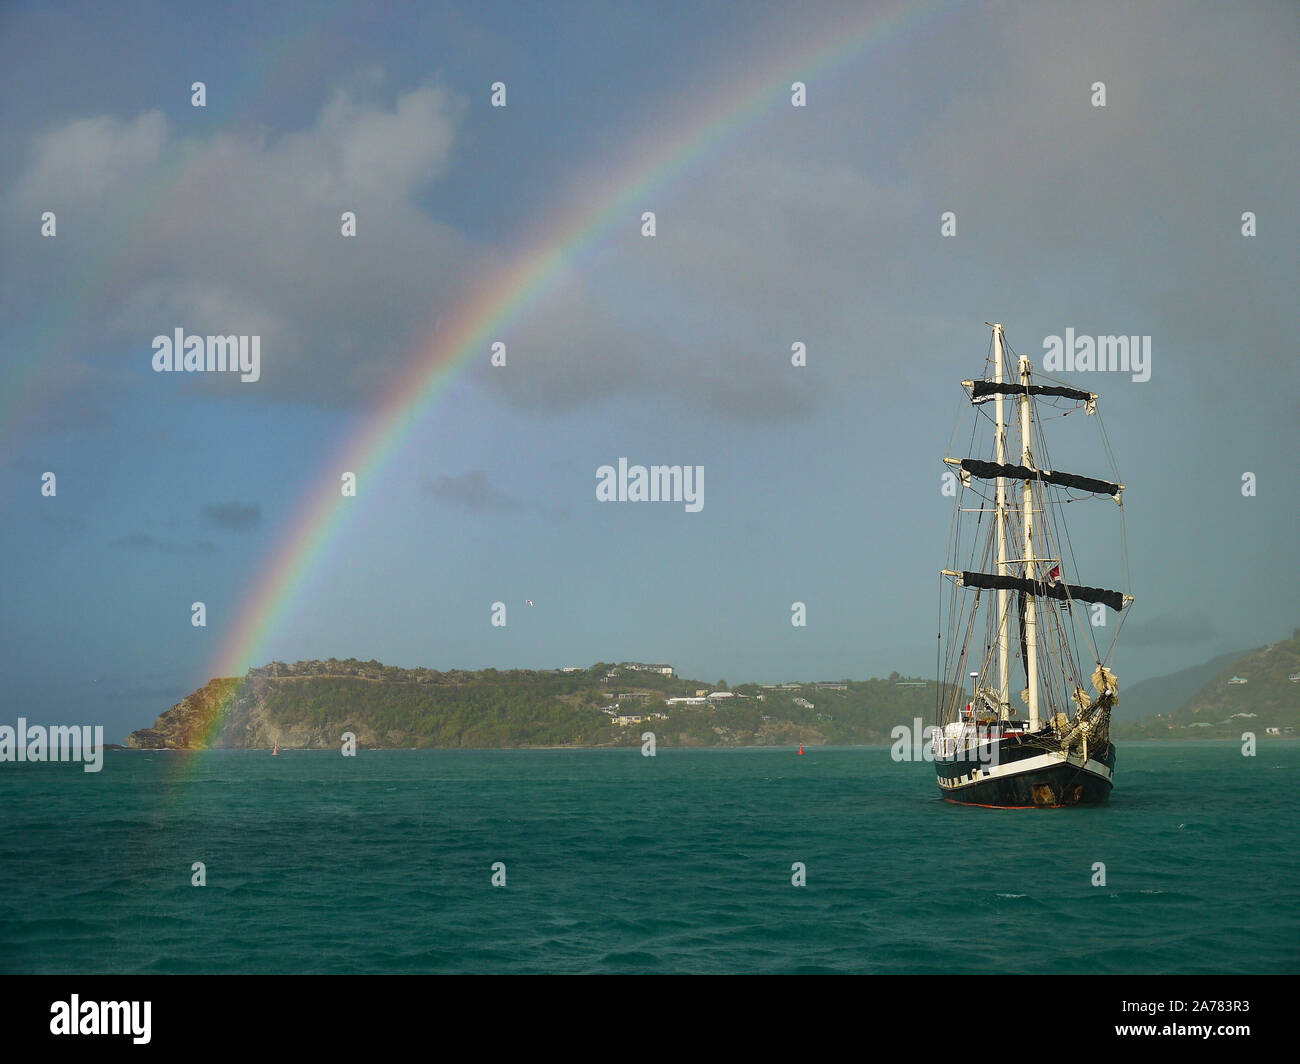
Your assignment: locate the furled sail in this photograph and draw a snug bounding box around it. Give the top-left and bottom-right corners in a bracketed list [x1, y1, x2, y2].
[966, 380, 1096, 404]
[956, 457, 1121, 497]
[958, 570, 1128, 612]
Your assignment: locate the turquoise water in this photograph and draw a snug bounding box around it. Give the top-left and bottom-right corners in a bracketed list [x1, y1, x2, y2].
[1, 742, 1296, 973]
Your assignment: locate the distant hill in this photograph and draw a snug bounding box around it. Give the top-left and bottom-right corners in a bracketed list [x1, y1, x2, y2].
[125, 632, 1300, 750]
[1113, 629, 1300, 740]
[126, 659, 951, 750]
[1118, 649, 1249, 719]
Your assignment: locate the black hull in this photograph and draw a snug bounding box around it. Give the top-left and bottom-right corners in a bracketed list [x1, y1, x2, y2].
[936, 739, 1116, 808]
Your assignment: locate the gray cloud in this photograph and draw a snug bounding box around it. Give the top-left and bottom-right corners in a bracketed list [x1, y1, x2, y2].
[426, 471, 522, 512]
[109, 532, 218, 554]
[202, 502, 262, 531]
[1124, 613, 1218, 648]
[482, 1, 1298, 420]
[38, 512, 86, 533]
[5, 76, 479, 406]
[3, 3, 1296, 431]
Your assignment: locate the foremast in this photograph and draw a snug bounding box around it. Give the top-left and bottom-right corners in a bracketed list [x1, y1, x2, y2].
[1017, 352, 1041, 731]
[993, 325, 1011, 719]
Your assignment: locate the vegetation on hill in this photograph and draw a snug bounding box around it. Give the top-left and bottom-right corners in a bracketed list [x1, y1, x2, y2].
[1112, 629, 1300, 740]
[127, 660, 948, 749]
[126, 628, 1300, 750]
[1115, 649, 1248, 720]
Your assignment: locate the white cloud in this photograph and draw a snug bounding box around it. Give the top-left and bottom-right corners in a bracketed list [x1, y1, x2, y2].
[4, 3, 1296, 423]
[16, 110, 167, 205]
[5, 78, 478, 403]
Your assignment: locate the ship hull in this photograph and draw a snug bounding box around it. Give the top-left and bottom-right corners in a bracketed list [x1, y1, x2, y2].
[936, 738, 1115, 807]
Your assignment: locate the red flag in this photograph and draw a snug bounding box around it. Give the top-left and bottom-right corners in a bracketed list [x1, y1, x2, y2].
[1048, 564, 1061, 582]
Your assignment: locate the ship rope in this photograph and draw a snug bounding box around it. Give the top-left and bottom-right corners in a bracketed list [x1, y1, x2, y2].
[935, 575, 944, 725]
[1093, 405, 1132, 661]
[939, 327, 1130, 734]
[939, 448, 1001, 725]
[1006, 331, 1127, 724]
[1030, 398, 1098, 682]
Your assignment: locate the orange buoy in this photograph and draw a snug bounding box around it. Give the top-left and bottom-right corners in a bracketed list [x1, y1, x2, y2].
[797, 743, 804, 755]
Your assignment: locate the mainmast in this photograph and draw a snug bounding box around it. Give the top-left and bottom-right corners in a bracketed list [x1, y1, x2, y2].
[1018, 354, 1041, 730]
[993, 325, 1010, 718]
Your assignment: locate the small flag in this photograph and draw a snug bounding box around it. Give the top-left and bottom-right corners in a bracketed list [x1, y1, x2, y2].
[1049, 564, 1068, 610]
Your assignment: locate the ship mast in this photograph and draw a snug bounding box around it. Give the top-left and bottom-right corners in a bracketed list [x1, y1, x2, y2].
[1018, 353, 1041, 730]
[993, 325, 1010, 719]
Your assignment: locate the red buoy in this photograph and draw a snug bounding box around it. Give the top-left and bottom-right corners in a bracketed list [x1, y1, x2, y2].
[798, 743, 804, 755]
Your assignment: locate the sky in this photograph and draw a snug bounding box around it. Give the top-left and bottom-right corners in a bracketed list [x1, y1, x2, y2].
[1, 0, 1297, 741]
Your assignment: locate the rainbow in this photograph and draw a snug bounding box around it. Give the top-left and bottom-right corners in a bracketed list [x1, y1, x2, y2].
[161, 0, 957, 751]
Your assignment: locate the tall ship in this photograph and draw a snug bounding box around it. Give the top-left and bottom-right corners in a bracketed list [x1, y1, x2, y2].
[933, 323, 1133, 807]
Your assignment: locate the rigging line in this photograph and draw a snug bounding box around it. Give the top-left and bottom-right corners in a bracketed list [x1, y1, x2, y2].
[953, 387, 984, 517]
[944, 603, 964, 717]
[945, 594, 971, 723]
[1030, 478, 1075, 684]
[1032, 395, 1104, 703]
[1051, 602, 1084, 707]
[1102, 591, 1127, 667]
[944, 373, 988, 574]
[1094, 406, 1124, 490]
[1032, 398, 1105, 668]
[946, 538, 988, 723]
[1030, 362, 1068, 385]
[956, 588, 982, 706]
[1052, 560, 1093, 690]
[982, 326, 999, 387]
[945, 475, 962, 578]
[935, 574, 944, 725]
[942, 548, 968, 717]
[1096, 408, 1133, 597]
[945, 376, 976, 469]
[1065, 532, 1104, 673]
[1091, 405, 1132, 607]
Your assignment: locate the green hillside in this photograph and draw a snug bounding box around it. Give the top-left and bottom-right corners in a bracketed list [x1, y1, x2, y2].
[1117, 649, 1248, 720]
[1113, 629, 1300, 740]
[126, 628, 1300, 750]
[127, 659, 952, 749]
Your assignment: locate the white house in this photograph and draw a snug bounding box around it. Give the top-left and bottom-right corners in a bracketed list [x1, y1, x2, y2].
[621, 662, 675, 676]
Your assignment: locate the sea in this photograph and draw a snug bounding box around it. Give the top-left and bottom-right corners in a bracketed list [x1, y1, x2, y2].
[1, 742, 1296, 974]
